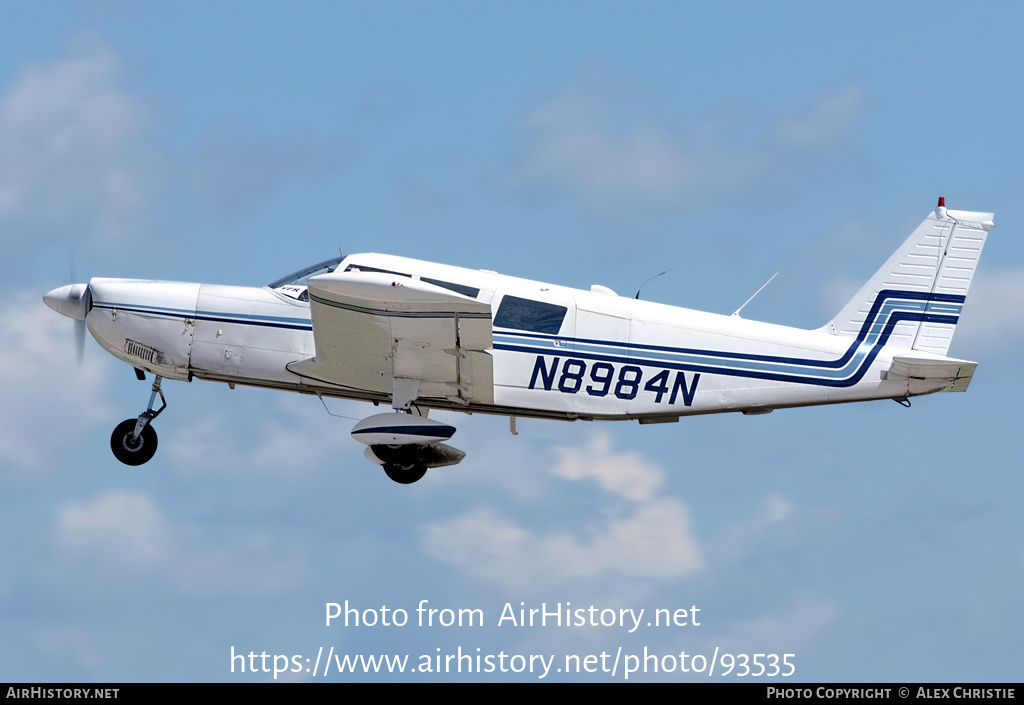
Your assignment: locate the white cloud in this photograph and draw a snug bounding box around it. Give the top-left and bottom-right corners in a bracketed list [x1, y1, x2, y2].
[163, 391, 356, 480]
[502, 84, 864, 217]
[553, 433, 662, 500]
[0, 35, 161, 252]
[0, 34, 347, 269]
[421, 432, 703, 589]
[421, 420, 821, 591]
[0, 296, 115, 482]
[52, 489, 172, 573]
[501, 88, 698, 214]
[42, 488, 308, 597]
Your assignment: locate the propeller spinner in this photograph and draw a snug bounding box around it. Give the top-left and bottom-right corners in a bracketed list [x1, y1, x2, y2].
[43, 282, 92, 364]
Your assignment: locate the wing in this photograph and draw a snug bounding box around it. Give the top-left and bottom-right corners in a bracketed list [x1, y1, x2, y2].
[289, 270, 493, 407]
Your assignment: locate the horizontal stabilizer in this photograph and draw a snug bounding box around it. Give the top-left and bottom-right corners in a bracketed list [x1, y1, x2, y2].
[888, 355, 977, 393]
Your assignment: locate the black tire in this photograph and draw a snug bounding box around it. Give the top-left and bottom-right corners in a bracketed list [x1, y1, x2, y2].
[110, 418, 158, 466]
[383, 463, 427, 484]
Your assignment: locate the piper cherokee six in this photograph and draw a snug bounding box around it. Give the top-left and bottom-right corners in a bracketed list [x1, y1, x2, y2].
[43, 200, 993, 484]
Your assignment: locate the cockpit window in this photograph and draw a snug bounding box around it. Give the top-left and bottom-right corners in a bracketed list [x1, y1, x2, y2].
[270, 257, 482, 304]
[494, 295, 567, 334]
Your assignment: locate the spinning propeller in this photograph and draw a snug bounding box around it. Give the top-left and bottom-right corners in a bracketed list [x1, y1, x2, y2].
[42, 281, 92, 365]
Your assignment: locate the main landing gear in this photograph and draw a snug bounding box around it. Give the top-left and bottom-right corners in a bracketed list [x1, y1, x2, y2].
[381, 460, 428, 485]
[110, 375, 166, 466]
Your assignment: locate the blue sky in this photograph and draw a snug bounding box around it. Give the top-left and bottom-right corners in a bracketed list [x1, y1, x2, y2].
[2, 1, 1022, 682]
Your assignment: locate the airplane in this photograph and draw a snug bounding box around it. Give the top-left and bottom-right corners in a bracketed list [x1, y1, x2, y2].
[43, 198, 993, 484]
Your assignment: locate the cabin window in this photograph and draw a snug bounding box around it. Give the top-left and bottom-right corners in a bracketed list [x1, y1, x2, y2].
[494, 295, 567, 334]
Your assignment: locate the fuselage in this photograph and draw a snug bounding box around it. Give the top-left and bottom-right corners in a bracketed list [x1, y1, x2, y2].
[81, 252, 939, 423]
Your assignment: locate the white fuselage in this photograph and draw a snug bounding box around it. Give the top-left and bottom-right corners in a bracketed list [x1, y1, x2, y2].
[84, 252, 939, 423]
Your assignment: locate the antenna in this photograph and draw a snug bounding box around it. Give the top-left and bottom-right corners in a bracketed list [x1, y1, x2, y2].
[634, 269, 673, 300]
[732, 272, 779, 318]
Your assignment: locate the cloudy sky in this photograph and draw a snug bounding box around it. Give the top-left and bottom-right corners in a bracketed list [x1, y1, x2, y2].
[2, 1, 1023, 682]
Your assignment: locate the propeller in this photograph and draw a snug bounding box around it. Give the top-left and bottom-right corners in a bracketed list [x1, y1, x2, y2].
[43, 281, 92, 367]
[70, 259, 86, 366]
[73, 295, 89, 366]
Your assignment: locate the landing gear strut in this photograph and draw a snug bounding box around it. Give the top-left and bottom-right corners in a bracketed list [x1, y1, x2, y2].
[110, 375, 166, 466]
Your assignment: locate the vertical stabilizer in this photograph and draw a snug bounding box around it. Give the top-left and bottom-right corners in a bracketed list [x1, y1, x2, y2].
[824, 201, 994, 356]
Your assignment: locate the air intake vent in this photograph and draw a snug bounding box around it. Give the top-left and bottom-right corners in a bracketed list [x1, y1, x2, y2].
[124, 339, 159, 364]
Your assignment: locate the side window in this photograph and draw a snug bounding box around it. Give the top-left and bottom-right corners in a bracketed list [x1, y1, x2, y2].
[494, 295, 567, 334]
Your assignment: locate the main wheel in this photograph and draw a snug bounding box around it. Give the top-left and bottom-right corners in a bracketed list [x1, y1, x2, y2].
[110, 418, 158, 466]
[383, 463, 427, 484]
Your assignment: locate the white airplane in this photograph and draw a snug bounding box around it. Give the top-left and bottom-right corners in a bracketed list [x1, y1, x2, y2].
[44, 199, 993, 483]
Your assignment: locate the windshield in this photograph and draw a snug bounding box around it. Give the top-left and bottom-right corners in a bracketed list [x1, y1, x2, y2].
[267, 256, 344, 289]
[268, 256, 343, 302]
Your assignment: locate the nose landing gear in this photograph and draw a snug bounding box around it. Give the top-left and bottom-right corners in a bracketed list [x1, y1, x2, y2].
[110, 375, 166, 466]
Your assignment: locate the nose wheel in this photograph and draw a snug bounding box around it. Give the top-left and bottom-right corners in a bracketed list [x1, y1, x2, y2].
[111, 418, 158, 465]
[110, 375, 166, 466]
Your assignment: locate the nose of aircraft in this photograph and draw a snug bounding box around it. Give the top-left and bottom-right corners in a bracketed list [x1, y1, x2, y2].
[43, 283, 91, 320]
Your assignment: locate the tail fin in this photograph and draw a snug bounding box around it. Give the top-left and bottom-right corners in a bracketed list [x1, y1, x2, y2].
[824, 200, 994, 356]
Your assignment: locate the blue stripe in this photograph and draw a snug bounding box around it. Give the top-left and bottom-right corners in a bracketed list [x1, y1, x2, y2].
[352, 425, 455, 438]
[494, 290, 963, 388]
[93, 301, 195, 316]
[96, 288, 963, 389]
[93, 301, 314, 331]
